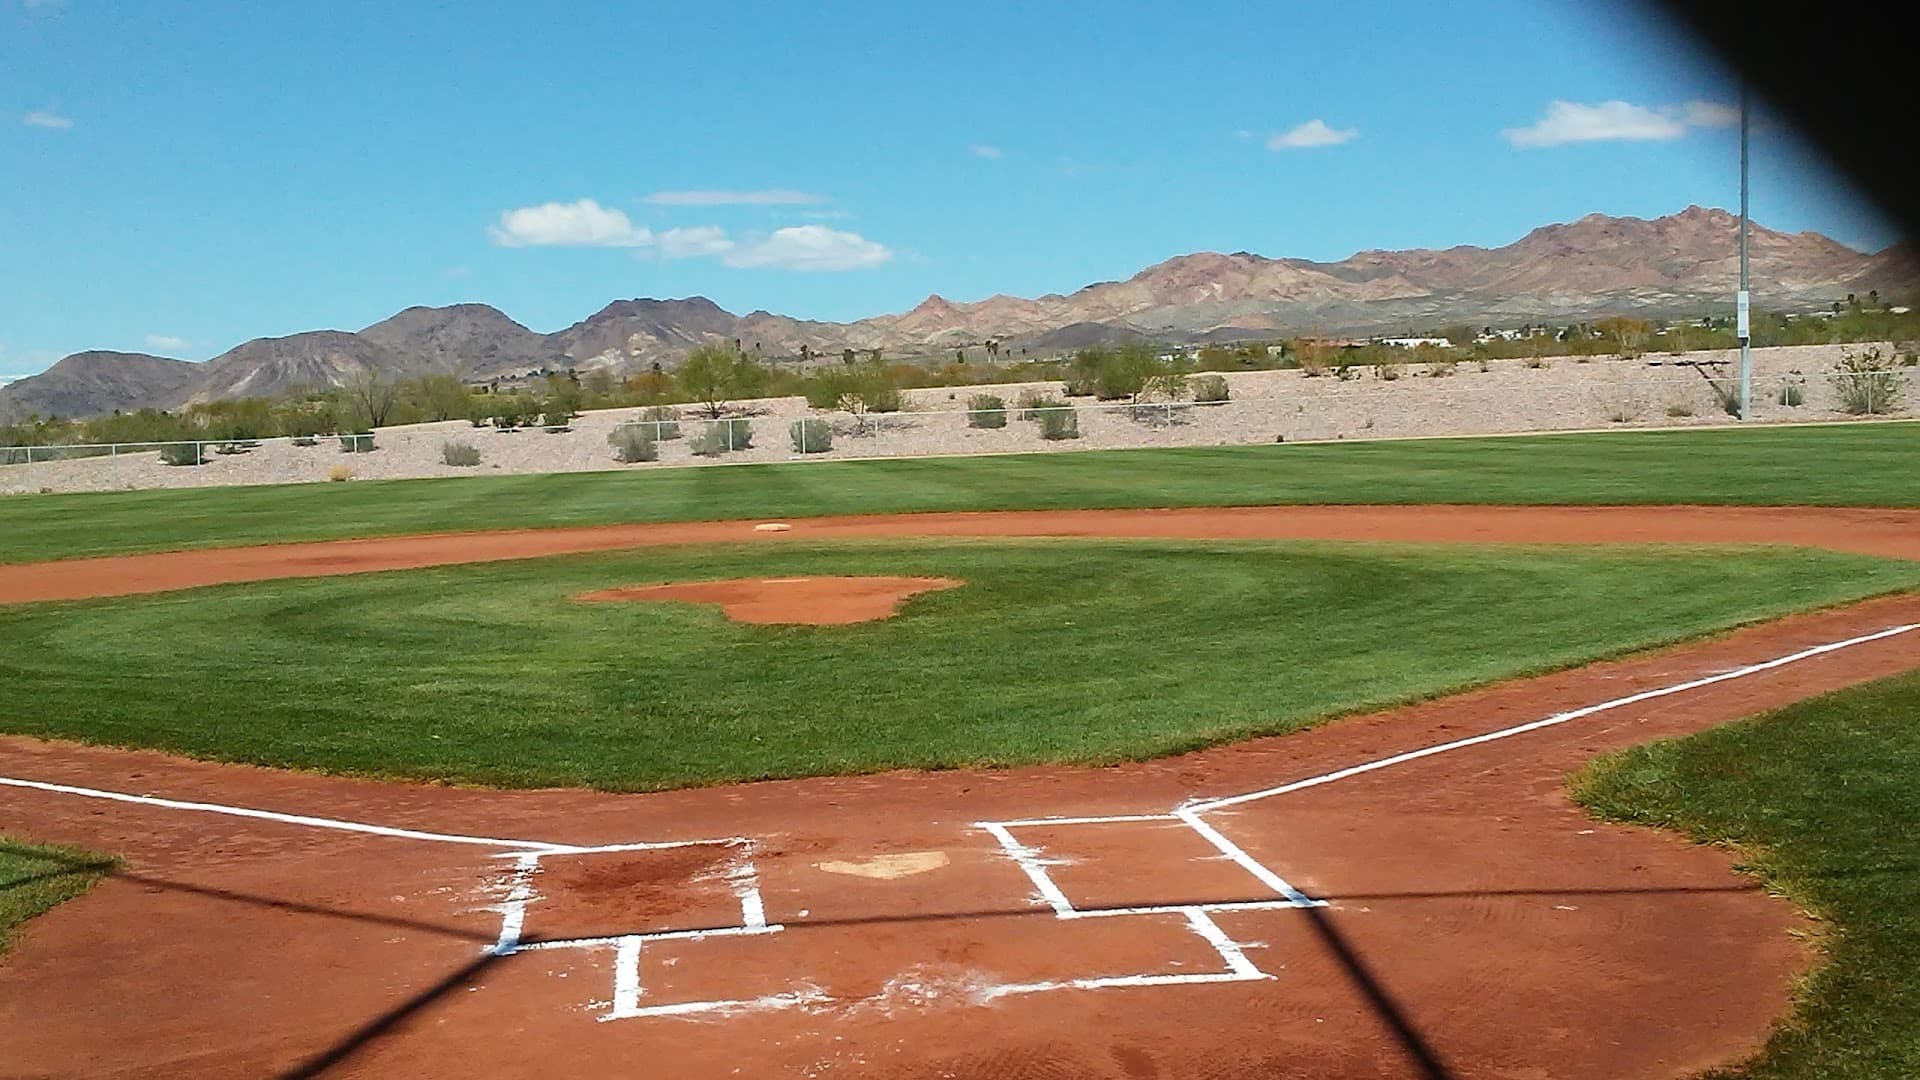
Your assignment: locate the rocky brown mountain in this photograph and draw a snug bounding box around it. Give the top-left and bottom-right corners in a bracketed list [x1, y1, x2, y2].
[184, 331, 414, 406]
[359, 304, 556, 380]
[4, 206, 1911, 420]
[0, 351, 201, 422]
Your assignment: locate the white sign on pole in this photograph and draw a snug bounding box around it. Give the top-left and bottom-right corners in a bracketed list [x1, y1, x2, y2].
[1736, 290, 1751, 340]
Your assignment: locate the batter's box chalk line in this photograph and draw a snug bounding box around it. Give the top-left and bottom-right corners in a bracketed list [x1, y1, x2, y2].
[3, 620, 1914, 1021]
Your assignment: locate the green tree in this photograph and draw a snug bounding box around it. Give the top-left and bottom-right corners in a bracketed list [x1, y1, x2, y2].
[410, 373, 474, 422]
[1595, 316, 1654, 359]
[341, 369, 397, 430]
[677, 342, 752, 418]
[675, 343, 764, 417]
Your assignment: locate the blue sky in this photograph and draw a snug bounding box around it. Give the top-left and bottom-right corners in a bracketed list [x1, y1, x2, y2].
[1, 0, 1898, 377]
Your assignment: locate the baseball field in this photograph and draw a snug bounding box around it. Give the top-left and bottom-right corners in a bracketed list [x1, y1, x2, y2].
[2, 422, 1918, 1078]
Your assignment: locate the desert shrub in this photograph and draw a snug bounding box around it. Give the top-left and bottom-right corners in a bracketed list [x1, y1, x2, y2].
[339, 434, 375, 453]
[212, 441, 257, 455]
[327, 465, 353, 482]
[490, 395, 537, 429]
[1192, 374, 1230, 403]
[1062, 348, 1108, 397]
[1015, 390, 1060, 421]
[1375, 359, 1404, 381]
[690, 420, 751, 457]
[1665, 401, 1695, 418]
[291, 436, 318, 447]
[1333, 361, 1360, 381]
[1037, 406, 1080, 440]
[1425, 360, 1458, 378]
[638, 405, 682, 439]
[441, 441, 481, 467]
[1523, 354, 1551, 370]
[1830, 347, 1904, 414]
[1692, 370, 1741, 418]
[158, 442, 203, 466]
[541, 402, 573, 430]
[790, 417, 833, 454]
[1778, 377, 1806, 407]
[967, 394, 1008, 428]
[863, 382, 905, 413]
[802, 370, 854, 410]
[607, 425, 658, 463]
[1296, 346, 1329, 378]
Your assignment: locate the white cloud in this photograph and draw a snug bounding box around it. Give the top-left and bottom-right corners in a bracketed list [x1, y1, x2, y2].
[1267, 119, 1357, 150]
[969, 143, 1004, 160]
[642, 189, 826, 206]
[1681, 100, 1740, 128]
[1504, 100, 1689, 147]
[722, 226, 893, 271]
[144, 334, 188, 352]
[658, 226, 736, 259]
[487, 198, 653, 247]
[23, 110, 73, 130]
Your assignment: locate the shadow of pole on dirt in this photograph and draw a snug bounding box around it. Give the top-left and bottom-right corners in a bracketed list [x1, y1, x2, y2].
[105, 869, 500, 945]
[6, 845, 1763, 1078]
[1299, 904, 1454, 1080]
[277, 951, 504, 1080]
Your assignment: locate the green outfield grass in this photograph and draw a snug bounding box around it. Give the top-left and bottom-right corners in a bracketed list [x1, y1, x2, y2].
[0, 423, 1914, 564]
[0, 838, 115, 956]
[1575, 670, 1920, 1079]
[2, 539, 1915, 791]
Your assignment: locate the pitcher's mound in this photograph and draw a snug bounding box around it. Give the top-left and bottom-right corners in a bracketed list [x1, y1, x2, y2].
[576, 576, 962, 625]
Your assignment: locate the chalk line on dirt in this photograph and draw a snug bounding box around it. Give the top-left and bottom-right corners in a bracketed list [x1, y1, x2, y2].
[4, 619, 1916, 1020]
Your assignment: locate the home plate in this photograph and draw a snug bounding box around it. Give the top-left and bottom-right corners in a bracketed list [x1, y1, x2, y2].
[816, 852, 951, 879]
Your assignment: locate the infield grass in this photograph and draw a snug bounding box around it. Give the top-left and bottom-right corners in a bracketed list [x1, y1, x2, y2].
[0, 423, 1914, 564]
[1575, 670, 1920, 1079]
[2, 539, 1915, 791]
[0, 838, 115, 956]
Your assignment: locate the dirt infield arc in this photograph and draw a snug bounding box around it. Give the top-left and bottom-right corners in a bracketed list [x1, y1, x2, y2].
[5, 503, 1920, 604]
[2, 506, 1920, 1078]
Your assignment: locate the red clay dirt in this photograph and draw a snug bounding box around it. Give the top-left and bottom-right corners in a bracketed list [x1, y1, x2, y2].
[575, 576, 963, 625]
[4, 504, 1920, 604]
[2, 507, 1919, 1078]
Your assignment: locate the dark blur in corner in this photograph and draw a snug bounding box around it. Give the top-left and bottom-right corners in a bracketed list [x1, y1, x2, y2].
[1650, 0, 1917, 246]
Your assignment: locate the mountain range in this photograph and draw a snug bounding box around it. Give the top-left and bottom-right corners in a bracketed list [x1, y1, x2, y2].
[4, 206, 1913, 421]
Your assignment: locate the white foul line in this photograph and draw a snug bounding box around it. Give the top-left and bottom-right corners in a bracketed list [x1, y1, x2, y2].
[0, 774, 732, 856]
[1183, 621, 1920, 813]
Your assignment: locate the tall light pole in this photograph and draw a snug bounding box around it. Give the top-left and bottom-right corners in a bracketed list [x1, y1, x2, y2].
[1737, 86, 1751, 420]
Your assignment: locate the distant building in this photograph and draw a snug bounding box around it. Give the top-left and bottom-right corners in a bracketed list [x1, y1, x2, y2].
[1378, 337, 1453, 349]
